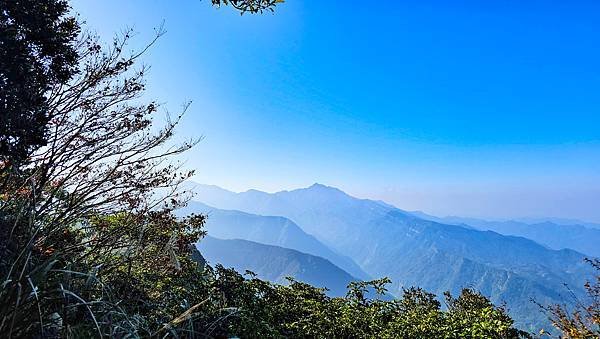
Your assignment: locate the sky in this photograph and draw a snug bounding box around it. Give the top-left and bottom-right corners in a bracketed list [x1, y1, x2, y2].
[73, 0, 600, 222]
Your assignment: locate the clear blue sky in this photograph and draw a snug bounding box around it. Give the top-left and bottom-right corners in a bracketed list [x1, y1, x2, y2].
[73, 0, 600, 222]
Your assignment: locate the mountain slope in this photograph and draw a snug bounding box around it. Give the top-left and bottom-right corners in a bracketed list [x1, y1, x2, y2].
[188, 183, 395, 249]
[411, 211, 600, 258]
[197, 236, 357, 296]
[178, 201, 369, 280]
[189, 182, 593, 331]
[515, 217, 600, 230]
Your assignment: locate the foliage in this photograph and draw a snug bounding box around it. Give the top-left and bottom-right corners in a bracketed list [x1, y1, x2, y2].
[181, 267, 531, 338]
[211, 0, 284, 14]
[0, 19, 197, 337]
[0, 0, 566, 338]
[0, 0, 79, 165]
[542, 258, 600, 338]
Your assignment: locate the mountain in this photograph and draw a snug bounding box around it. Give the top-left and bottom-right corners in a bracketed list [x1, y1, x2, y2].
[197, 236, 357, 296]
[187, 183, 398, 250]
[411, 211, 600, 258]
[178, 201, 369, 280]
[188, 182, 593, 331]
[515, 217, 600, 230]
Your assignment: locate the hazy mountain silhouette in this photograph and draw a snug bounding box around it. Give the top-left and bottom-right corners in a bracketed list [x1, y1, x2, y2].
[411, 211, 600, 257]
[515, 217, 600, 230]
[188, 182, 593, 331]
[198, 236, 358, 296]
[178, 201, 369, 279]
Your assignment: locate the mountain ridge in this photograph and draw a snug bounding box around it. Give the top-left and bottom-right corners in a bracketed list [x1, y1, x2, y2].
[187, 181, 593, 331]
[198, 236, 358, 297]
[178, 200, 370, 280]
[410, 210, 600, 257]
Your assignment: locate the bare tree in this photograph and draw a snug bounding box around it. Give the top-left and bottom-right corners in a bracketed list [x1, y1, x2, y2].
[0, 26, 204, 336]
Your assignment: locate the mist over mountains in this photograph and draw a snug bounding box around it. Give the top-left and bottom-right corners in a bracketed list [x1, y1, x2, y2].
[198, 236, 358, 297]
[178, 201, 369, 280]
[185, 182, 596, 331]
[410, 211, 600, 257]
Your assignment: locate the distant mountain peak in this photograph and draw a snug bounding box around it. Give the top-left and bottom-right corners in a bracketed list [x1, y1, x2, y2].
[309, 182, 332, 189]
[306, 183, 344, 193]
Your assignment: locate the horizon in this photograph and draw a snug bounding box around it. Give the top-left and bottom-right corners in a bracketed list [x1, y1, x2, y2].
[188, 181, 600, 225]
[74, 0, 600, 223]
[4, 2, 599, 336]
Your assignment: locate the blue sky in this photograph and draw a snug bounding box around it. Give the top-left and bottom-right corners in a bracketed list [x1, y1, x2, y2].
[73, 0, 600, 222]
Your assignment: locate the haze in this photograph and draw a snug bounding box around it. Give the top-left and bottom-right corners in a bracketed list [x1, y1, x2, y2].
[74, 0, 600, 222]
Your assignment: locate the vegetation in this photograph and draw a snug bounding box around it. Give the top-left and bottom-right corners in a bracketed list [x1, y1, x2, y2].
[0, 0, 79, 165]
[541, 258, 600, 338]
[211, 0, 284, 14]
[0, 0, 595, 337]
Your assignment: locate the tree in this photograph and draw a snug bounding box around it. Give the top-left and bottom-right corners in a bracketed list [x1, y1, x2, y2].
[0, 20, 203, 335]
[543, 258, 600, 338]
[0, 1, 535, 337]
[211, 0, 284, 14]
[444, 289, 527, 338]
[0, 0, 277, 168]
[0, 0, 79, 166]
[0, 0, 287, 336]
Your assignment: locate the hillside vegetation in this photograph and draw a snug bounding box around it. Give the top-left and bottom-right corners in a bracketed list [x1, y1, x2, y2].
[190, 183, 595, 332]
[0, 1, 598, 338]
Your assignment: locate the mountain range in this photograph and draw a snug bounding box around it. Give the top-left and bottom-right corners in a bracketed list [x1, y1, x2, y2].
[410, 211, 600, 258]
[184, 182, 595, 332]
[198, 236, 357, 296]
[178, 201, 369, 279]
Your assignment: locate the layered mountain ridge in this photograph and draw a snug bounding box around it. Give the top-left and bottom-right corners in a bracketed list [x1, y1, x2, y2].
[410, 211, 600, 257]
[178, 201, 369, 280]
[186, 182, 594, 331]
[198, 236, 357, 296]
